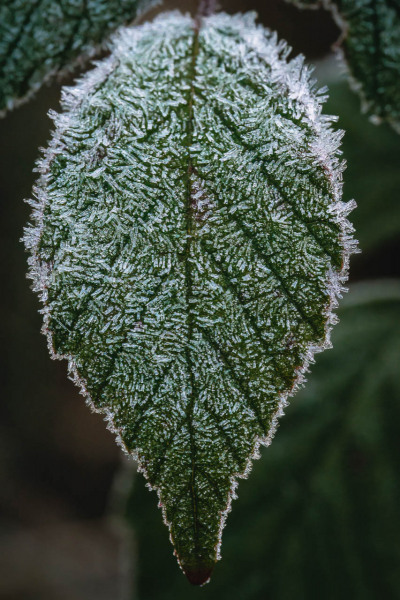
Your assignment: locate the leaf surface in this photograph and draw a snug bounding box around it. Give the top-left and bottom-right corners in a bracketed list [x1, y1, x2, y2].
[0, 0, 156, 115]
[24, 12, 356, 584]
[288, 0, 400, 132]
[127, 280, 400, 598]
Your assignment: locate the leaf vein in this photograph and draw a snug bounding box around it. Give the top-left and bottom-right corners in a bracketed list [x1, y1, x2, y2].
[198, 94, 339, 262]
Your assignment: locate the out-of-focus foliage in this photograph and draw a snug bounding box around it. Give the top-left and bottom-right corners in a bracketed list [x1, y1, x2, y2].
[0, 0, 156, 115]
[126, 279, 400, 599]
[288, 0, 400, 132]
[321, 78, 400, 253]
[24, 11, 356, 583]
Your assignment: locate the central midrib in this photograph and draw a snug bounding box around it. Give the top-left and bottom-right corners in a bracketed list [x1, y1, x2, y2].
[184, 26, 201, 554]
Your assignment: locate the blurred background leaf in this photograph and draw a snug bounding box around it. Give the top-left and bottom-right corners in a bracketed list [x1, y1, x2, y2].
[285, 0, 400, 133]
[125, 279, 400, 600]
[0, 0, 157, 115]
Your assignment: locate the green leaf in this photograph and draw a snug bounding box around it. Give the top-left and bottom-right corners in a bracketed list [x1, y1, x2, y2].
[24, 12, 356, 584]
[0, 0, 157, 115]
[126, 280, 400, 599]
[288, 0, 400, 132]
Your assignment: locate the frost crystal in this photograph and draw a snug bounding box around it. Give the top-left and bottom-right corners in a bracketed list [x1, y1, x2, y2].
[24, 12, 357, 585]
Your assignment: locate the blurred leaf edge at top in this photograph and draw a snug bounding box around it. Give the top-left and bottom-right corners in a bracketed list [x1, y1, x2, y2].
[286, 0, 400, 133]
[0, 0, 159, 116]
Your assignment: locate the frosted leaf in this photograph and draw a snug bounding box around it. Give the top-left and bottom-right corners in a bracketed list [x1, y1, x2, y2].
[0, 0, 157, 115]
[287, 0, 400, 132]
[127, 280, 400, 597]
[24, 11, 357, 585]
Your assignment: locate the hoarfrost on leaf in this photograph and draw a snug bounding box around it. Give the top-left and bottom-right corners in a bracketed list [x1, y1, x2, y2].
[24, 11, 357, 585]
[127, 280, 400, 597]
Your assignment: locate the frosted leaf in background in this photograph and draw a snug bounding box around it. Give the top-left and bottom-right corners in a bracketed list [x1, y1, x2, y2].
[287, 0, 400, 132]
[24, 11, 357, 585]
[0, 0, 157, 115]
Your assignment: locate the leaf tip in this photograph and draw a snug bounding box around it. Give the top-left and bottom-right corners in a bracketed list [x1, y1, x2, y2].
[182, 562, 215, 586]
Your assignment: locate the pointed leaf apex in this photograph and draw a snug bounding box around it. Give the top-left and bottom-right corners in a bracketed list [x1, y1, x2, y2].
[24, 11, 356, 582]
[183, 562, 215, 586]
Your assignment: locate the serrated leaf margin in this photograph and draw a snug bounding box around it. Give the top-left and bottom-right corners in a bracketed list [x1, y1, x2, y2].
[23, 12, 358, 579]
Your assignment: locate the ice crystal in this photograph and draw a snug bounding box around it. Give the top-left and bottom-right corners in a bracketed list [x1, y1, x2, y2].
[0, 0, 157, 115]
[24, 12, 357, 585]
[288, 0, 400, 132]
[127, 280, 400, 597]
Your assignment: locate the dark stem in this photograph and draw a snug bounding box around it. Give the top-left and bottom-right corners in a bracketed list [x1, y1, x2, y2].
[195, 0, 217, 28]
